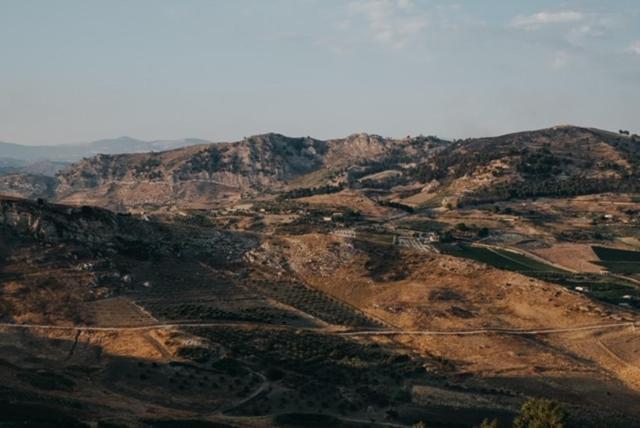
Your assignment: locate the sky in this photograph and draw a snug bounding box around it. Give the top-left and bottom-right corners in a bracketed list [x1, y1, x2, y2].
[1, 0, 639, 145]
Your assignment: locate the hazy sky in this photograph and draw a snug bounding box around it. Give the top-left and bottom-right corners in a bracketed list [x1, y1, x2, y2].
[1, 0, 639, 145]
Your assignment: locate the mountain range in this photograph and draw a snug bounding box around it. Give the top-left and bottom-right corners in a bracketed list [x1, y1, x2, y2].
[2, 125, 640, 427]
[0, 136, 213, 163]
[49, 125, 640, 211]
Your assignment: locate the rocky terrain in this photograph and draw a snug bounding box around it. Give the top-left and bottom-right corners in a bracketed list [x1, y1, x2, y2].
[30, 126, 634, 213]
[53, 133, 446, 209]
[1, 126, 640, 427]
[0, 174, 57, 200]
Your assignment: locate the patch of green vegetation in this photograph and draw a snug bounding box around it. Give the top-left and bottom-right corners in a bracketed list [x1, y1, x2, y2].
[513, 398, 567, 428]
[593, 246, 640, 261]
[592, 246, 640, 274]
[442, 243, 640, 309]
[596, 261, 640, 274]
[441, 244, 565, 273]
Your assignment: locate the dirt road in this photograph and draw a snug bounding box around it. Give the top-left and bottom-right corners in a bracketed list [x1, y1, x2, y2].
[1, 320, 636, 337]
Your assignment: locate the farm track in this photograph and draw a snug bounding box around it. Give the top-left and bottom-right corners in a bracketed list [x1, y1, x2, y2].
[340, 322, 639, 337]
[0, 320, 318, 332]
[0, 320, 637, 337]
[220, 371, 269, 414]
[142, 331, 172, 359]
[597, 339, 640, 371]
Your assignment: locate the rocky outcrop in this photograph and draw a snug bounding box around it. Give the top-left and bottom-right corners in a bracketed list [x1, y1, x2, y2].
[0, 197, 257, 261]
[54, 133, 447, 209]
[0, 174, 57, 200]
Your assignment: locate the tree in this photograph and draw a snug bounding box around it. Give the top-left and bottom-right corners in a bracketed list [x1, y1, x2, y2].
[456, 222, 468, 231]
[480, 418, 500, 428]
[513, 398, 567, 428]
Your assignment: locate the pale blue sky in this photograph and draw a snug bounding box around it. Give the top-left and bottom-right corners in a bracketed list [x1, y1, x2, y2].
[1, 0, 639, 145]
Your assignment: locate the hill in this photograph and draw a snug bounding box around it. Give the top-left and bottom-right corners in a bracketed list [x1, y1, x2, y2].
[3, 127, 640, 426]
[0, 136, 211, 163]
[52, 126, 640, 211]
[1, 194, 640, 426]
[53, 132, 446, 209]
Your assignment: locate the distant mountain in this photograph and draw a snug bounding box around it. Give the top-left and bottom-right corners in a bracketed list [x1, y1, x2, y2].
[0, 159, 70, 177]
[54, 132, 447, 208]
[0, 136, 212, 163]
[54, 126, 640, 211]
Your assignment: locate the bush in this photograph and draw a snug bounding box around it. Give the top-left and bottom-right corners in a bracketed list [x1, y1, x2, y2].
[513, 398, 567, 428]
[478, 227, 490, 238]
[480, 418, 500, 428]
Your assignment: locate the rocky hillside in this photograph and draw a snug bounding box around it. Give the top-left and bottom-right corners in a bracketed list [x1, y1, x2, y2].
[0, 196, 256, 260]
[0, 174, 57, 200]
[55, 133, 447, 209]
[422, 126, 640, 207]
[9, 126, 639, 210]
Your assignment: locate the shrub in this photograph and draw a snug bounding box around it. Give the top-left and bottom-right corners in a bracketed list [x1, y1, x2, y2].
[513, 398, 567, 428]
[480, 418, 500, 428]
[478, 227, 490, 238]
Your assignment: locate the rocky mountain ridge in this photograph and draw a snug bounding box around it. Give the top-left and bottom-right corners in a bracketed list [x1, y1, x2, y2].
[2, 126, 639, 210]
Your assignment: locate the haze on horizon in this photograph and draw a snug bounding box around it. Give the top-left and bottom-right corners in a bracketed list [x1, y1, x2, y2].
[1, 0, 639, 146]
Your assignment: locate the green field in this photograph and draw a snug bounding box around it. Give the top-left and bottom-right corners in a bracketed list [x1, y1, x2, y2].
[593, 246, 640, 274]
[440, 244, 566, 273]
[441, 243, 640, 309]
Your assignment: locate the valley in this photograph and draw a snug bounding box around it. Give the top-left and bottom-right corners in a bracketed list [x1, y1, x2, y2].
[1, 126, 640, 427]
